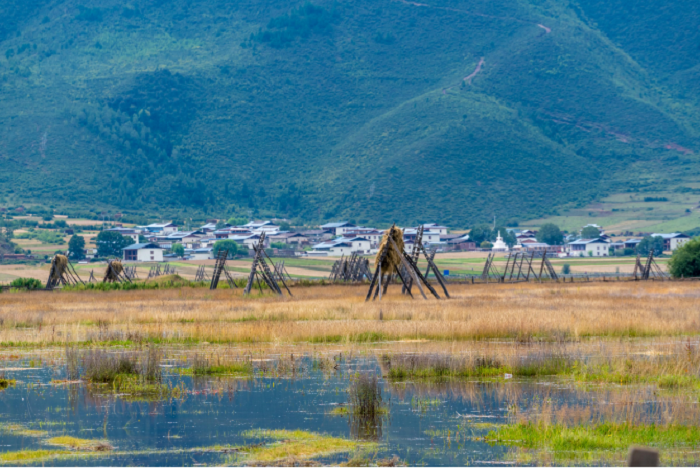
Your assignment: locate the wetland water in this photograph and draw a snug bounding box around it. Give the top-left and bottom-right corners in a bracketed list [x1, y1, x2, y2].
[0, 349, 696, 466]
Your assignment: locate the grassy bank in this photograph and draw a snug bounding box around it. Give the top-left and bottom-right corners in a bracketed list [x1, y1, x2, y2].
[486, 422, 700, 463]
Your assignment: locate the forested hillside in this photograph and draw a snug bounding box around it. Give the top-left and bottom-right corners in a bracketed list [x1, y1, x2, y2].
[0, 0, 699, 226]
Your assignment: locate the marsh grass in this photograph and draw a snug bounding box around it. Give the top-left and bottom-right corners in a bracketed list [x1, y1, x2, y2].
[3, 283, 700, 345]
[383, 350, 574, 381]
[82, 349, 138, 383]
[64, 344, 79, 380]
[75, 345, 177, 399]
[348, 373, 386, 440]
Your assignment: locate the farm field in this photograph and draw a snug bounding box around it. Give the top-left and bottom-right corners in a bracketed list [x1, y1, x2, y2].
[1, 281, 700, 465]
[523, 189, 700, 234]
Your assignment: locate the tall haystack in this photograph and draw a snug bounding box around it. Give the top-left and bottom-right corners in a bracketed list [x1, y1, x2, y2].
[375, 227, 404, 274]
[49, 255, 69, 282]
[103, 260, 125, 283]
[46, 254, 83, 289]
[366, 224, 442, 302]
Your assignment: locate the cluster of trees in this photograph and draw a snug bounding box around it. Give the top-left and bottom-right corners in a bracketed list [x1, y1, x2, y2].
[0, 232, 16, 256]
[252, 2, 340, 48]
[634, 236, 665, 256]
[94, 231, 133, 258]
[212, 240, 239, 258]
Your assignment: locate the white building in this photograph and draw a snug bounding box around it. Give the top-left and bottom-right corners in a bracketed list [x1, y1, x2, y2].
[228, 233, 268, 250]
[122, 243, 164, 262]
[310, 236, 371, 256]
[342, 228, 383, 247]
[189, 247, 213, 260]
[651, 233, 691, 251]
[404, 228, 441, 245]
[321, 222, 357, 236]
[491, 231, 509, 252]
[243, 220, 279, 233]
[139, 222, 178, 235]
[566, 238, 610, 257]
[419, 223, 448, 235]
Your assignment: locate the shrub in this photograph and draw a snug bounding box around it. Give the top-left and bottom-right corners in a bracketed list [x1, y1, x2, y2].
[561, 264, 571, 275]
[669, 238, 700, 278]
[9, 278, 43, 290]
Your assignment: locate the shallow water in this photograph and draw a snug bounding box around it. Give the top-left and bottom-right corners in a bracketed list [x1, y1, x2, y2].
[0, 353, 694, 466]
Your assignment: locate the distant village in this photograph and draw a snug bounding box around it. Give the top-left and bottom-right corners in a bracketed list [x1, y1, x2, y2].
[101, 220, 692, 263]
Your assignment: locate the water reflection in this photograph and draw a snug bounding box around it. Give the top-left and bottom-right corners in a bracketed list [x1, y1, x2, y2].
[0, 353, 698, 466]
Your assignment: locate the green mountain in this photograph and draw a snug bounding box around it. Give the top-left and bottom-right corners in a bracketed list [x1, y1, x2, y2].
[1, 0, 699, 226]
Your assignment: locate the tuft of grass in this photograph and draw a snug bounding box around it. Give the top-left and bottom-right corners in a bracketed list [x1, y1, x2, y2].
[82, 349, 138, 383]
[45, 436, 113, 451]
[185, 354, 253, 376]
[486, 422, 700, 461]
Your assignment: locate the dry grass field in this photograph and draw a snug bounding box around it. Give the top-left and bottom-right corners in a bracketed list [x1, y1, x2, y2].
[0, 281, 697, 346]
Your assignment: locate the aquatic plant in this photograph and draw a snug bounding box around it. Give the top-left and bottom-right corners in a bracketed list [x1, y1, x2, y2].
[138, 345, 162, 383]
[45, 436, 113, 451]
[0, 377, 16, 389]
[238, 429, 375, 465]
[348, 373, 385, 440]
[0, 450, 72, 464]
[349, 373, 383, 417]
[1, 424, 47, 438]
[187, 354, 252, 376]
[65, 344, 80, 380]
[82, 348, 138, 383]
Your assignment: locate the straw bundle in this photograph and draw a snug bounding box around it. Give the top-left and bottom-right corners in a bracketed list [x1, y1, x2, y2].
[50, 255, 69, 281]
[104, 260, 124, 282]
[375, 227, 404, 274]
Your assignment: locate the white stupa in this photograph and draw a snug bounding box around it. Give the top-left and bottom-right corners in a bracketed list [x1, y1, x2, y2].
[491, 231, 509, 252]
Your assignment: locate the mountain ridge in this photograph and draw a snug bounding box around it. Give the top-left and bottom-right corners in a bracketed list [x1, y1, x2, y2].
[0, 0, 698, 226]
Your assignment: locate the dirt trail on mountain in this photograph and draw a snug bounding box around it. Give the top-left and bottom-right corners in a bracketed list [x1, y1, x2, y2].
[464, 57, 485, 83]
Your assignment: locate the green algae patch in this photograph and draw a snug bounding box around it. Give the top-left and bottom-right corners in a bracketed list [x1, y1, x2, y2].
[1, 424, 48, 438]
[178, 363, 253, 377]
[485, 422, 700, 462]
[0, 450, 72, 464]
[45, 436, 113, 451]
[0, 379, 16, 390]
[238, 429, 375, 464]
[329, 406, 350, 416]
[88, 374, 182, 401]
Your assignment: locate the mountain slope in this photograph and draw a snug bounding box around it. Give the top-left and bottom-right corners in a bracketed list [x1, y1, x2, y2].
[0, 0, 698, 225]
